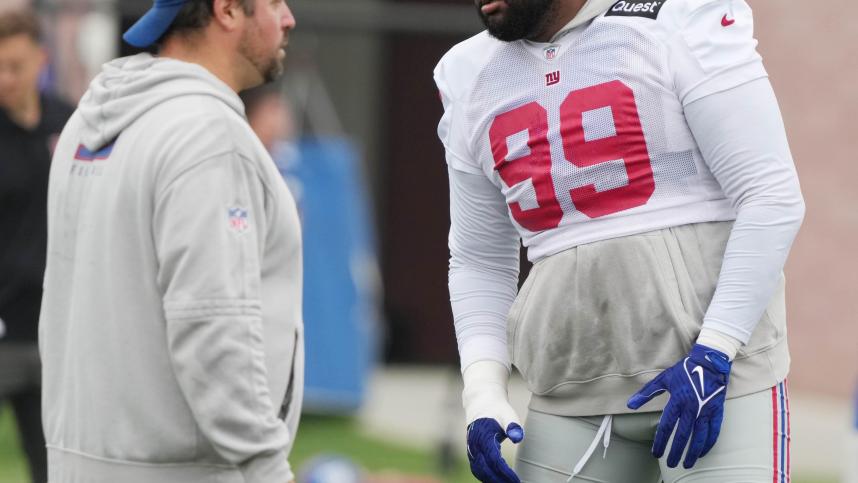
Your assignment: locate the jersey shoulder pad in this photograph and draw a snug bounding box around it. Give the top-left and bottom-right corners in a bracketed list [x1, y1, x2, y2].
[654, 0, 733, 28]
[434, 31, 502, 102]
[602, 0, 726, 28]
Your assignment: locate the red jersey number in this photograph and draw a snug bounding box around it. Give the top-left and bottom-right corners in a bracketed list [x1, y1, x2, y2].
[489, 102, 564, 231]
[490, 80, 655, 229]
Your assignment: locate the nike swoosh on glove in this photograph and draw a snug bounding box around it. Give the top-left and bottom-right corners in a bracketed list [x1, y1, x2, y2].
[462, 360, 525, 483]
[467, 418, 524, 483]
[626, 344, 732, 469]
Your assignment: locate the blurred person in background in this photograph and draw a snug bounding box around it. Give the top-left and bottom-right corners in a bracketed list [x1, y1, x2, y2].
[0, 9, 73, 483]
[241, 82, 295, 154]
[242, 82, 382, 422]
[240, 83, 303, 198]
[436, 0, 805, 481]
[39, 1, 303, 482]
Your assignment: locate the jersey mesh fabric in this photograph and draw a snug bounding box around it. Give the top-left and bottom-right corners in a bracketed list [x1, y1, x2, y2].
[462, 19, 735, 261]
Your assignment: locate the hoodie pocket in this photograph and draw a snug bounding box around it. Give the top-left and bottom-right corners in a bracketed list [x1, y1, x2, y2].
[509, 235, 692, 397]
[668, 222, 786, 359]
[279, 330, 300, 421]
[280, 325, 304, 446]
[508, 260, 542, 366]
[737, 274, 786, 359]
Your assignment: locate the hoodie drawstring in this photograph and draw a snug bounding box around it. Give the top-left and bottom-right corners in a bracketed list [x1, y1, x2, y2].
[568, 415, 613, 482]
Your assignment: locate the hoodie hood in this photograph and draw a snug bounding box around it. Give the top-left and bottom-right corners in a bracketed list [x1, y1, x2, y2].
[551, 0, 618, 41]
[78, 53, 245, 151]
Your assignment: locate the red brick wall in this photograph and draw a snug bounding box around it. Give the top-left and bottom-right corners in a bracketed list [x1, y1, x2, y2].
[752, 1, 858, 398]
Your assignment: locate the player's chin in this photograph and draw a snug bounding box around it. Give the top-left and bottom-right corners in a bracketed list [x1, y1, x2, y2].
[485, 22, 532, 42]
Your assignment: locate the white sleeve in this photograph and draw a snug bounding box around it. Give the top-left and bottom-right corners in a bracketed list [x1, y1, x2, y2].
[435, 56, 484, 175]
[686, 77, 805, 344]
[670, 0, 768, 106]
[448, 166, 521, 372]
[154, 152, 293, 483]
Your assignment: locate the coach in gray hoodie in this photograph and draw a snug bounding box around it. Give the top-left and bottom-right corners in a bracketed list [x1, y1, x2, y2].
[40, 1, 302, 482]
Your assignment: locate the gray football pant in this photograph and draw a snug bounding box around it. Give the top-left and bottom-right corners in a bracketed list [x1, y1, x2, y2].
[516, 384, 791, 483]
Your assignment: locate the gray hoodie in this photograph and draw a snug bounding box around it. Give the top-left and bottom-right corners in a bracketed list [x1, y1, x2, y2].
[41, 53, 303, 483]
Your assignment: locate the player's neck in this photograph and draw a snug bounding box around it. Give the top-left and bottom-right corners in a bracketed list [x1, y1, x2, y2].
[530, 0, 589, 43]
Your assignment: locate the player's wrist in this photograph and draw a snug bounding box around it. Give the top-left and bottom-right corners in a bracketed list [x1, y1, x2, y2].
[463, 384, 513, 423]
[462, 360, 520, 427]
[689, 343, 732, 379]
[696, 327, 743, 361]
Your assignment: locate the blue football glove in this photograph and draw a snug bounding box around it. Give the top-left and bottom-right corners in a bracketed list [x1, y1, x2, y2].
[467, 418, 524, 483]
[627, 344, 732, 469]
[461, 361, 525, 483]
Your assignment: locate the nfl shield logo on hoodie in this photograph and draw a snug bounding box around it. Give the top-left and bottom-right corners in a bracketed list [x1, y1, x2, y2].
[228, 207, 249, 234]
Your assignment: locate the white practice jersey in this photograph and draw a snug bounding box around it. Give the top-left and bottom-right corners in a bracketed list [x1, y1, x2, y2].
[436, 0, 767, 261]
[436, 0, 805, 374]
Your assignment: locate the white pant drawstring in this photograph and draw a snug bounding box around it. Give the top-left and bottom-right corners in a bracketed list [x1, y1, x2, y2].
[567, 415, 613, 482]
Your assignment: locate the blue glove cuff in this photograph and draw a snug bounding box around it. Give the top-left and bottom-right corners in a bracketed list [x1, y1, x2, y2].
[689, 344, 732, 377]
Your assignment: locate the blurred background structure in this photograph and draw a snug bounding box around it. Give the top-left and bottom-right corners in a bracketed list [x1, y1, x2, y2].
[0, 0, 856, 482]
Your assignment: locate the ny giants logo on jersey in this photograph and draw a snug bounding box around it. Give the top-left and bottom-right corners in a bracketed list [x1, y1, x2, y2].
[545, 71, 561, 86]
[605, 0, 667, 19]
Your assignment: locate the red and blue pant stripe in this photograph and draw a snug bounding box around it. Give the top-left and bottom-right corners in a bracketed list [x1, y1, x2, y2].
[771, 380, 791, 483]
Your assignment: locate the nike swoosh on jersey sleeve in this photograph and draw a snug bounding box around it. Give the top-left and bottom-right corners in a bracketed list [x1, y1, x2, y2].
[668, 0, 767, 105]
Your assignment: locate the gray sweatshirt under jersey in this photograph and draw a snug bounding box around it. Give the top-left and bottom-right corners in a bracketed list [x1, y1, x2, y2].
[40, 54, 303, 483]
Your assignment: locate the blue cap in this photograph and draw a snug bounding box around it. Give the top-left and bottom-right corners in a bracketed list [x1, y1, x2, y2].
[123, 0, 189, 48]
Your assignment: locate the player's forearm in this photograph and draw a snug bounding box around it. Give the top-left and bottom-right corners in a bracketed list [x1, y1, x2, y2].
[701, 200, 803, 341]
[686, 78, 805, 344]
[448, 167, 521, 371]
[450, 267, 518, 371]
[462, 360, 514, 422]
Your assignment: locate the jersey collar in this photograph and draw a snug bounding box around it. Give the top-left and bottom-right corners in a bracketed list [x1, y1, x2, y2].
[548, 0, 615, 43]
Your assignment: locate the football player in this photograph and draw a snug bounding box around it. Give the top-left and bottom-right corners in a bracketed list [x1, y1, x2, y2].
[434, 0, 804, 481]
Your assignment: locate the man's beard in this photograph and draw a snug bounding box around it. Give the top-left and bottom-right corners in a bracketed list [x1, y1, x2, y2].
[259, 54, 284, 83]
[240, 31, 286, 84]
[477, 0, 558, 42]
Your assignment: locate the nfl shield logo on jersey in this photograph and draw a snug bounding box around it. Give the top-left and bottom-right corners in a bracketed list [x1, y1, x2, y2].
[544, 46, 559, 61]
[228, 206, 249, 234]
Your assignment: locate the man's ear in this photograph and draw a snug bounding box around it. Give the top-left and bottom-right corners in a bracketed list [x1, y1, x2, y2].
[210, 0, 247, 32]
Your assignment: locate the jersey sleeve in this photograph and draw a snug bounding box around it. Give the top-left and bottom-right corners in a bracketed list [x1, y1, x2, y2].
[434, 37, 495, 176]
[685, 78, 804, 344]
[153, 151, 295, 483]
[669, 0, 768, 105]
[447, 167, 521, 372]
[435, 34, 522, 371]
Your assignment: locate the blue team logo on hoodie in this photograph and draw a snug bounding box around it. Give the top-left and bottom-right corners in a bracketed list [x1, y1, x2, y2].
[71, 141, 116, 177]
[74, 142, 115, 162]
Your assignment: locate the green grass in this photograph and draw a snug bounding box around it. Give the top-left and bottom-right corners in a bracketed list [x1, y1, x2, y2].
[0, 404, 28, 483]
[290, 415, 473, 481]
[0, 404, 840, 483]
[0, 405, 473, 483]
